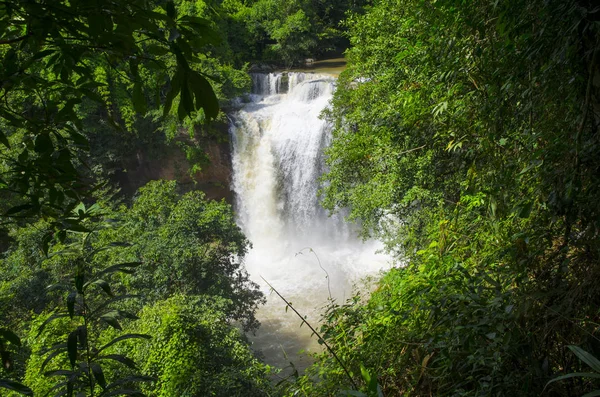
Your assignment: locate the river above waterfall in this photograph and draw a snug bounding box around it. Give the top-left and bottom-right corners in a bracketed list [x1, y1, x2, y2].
[229, 72, 389, 371]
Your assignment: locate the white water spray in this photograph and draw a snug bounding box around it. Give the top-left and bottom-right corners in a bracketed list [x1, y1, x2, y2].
[230, 72, 389, 368]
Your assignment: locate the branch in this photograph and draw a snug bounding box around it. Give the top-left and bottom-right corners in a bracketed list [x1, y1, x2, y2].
[261, 277, 360, 391]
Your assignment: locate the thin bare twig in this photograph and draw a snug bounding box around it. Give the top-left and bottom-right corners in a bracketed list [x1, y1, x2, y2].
[261, 276, 360, 391]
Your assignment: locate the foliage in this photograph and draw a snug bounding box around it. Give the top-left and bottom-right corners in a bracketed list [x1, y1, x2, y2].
[119, 294, 274, 397]
[0, 0, 292, 396]
[1, 181, 268, 395]
[95, 180, 263, 331]
[17, 205, 152, 396]
[220, 0, 370, 66]
[293, 0, 600, 396]
[0, 0, 221, 227]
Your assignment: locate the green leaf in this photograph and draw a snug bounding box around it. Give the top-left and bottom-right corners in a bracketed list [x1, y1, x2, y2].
[178, 80, 193, 121]
[67, 292, 77, 319]
[34, 133, 54, 153]
[116, 310, 139, 320]
[44, 369, 76, 377]
[79, 88, 104, 104]
[75, 273, 84, 294]
[102, 389, 145, 397]
[163, 68, 182, 117]
[41, 232, 53, 257]
[547, 372, 600, 386]
[132, 82, 147, 114]
[77, 326, 88, 349]
[0, 329, 21, 346]
[40, 342, 68, 355]
[90, 295, 141, 318]
[360, 363, 378, 396]
[100, 316, 122, 331]
[344, 391, 368, 397]
[98, 354, 137, 369]
[85, 279, 113, 297]
[0, 130, 10, 149]
[5, 204, 34, 216]
[97, 262, 141, 277]
[519, 201, 533, 218]
[65, 127, 88, 147]
[91, 363, 107, 389]
[188, 70, 219, 120]
[145, 44, 169, 57]
[106, 375, 154, 390]
[98, 334, 151, 353]
[40, 348, 66, 373]
[0, 379, 33, 395]
[165, 1, 176, 18]
[582, 391, 600, 397]
[67, 330, 78, 368]
[568, 345, 600, 373]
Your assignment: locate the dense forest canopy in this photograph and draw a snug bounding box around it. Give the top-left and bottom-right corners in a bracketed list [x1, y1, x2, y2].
[1, 0, 600, 396]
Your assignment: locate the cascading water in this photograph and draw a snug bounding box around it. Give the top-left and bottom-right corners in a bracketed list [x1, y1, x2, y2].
[230, 72, 389, 369]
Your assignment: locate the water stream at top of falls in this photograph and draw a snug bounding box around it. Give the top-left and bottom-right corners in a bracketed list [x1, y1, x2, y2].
[229, 72, 390, 370]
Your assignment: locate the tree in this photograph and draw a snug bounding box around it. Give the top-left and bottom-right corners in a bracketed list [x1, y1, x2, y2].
[121, 295, 273, 397]
[292, 0, 600, 395]
[0, 1, 222, 394]
[95, 180, 263, 331]
[0, 0, 219, 224]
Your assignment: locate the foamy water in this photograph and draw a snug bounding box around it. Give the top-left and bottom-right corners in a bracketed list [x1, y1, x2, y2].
[230, 72, 390, 369]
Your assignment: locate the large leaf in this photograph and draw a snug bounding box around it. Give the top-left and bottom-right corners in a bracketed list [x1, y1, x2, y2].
[91, 363, 107, 389]
[163, 67, 183, 117]
[132, 82, 147, 114]
[0, 130, 10, 148]
[100, 316, 122, 331]
[97, 354, 137, 369]
[0, 328, 21, 346]
[546, 372, 600, 387]
[97, 262, 141, 277]
[569, 345, 600, 373]
[0, 379, 33, 395]
[106, 375, 154, 389]
[67, 291, 77, 319]
[84, 279, 113, 297]
[5, 204, 34, 216]
[44, 370, 76, 377]
[97, 334, 151, 354]
[90, 295, 142, 318]
[188, 70, 219, 120]
[101, 389, 145, 397]
[40, 349, 66, 373]
[178, 79, 194, 121]
[67, 330, 78, 368]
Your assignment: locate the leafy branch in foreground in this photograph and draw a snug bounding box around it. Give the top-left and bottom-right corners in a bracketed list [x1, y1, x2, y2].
[0, 0, 220, 225]
[36, 208, 152, 397]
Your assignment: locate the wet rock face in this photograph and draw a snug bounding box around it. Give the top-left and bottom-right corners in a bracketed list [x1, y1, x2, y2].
[116, 139, 234, 203]
[190, 141, 234, 202]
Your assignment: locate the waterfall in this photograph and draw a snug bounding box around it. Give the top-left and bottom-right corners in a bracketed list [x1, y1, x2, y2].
[230, 72, 388, 368]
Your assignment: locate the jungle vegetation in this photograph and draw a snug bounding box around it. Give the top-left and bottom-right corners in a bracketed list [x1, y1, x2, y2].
[2, 0, 600, 396]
